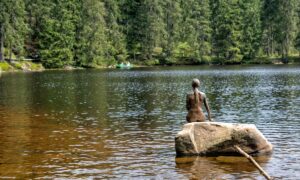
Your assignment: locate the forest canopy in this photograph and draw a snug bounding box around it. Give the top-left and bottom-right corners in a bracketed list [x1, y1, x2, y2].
[0, 0, 299, 68]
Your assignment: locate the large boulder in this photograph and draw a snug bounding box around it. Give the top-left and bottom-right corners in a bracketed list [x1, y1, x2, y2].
[175, 122, 273, 156]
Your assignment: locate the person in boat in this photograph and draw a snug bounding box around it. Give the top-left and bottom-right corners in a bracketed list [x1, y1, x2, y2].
[186, 78, 212, 122]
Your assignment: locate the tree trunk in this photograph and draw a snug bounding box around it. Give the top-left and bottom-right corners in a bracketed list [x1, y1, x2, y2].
[9, 43, 12, 61]
[267, 28, 271, 56]
[281, 42, 289, 64]
[270, 27, 274, 56]
[0, 24, 4, 61]
[281, 44, 284, 60]
[285, 38, 289, 64]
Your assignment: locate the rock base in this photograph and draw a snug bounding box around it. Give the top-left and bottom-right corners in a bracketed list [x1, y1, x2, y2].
[175, 122, 273, 156]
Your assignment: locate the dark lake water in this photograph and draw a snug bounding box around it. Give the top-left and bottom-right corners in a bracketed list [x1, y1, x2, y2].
[0, 65, 299, 179]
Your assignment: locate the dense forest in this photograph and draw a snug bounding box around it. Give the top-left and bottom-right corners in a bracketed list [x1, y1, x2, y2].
[0, 0, 300, 68]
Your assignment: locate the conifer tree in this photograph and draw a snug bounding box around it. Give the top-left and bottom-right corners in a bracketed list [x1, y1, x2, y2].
[296, 6, 300, 56]
[38, 0, 77, 68]
[163, 0, 182, 61]
[120, 0, 140, 61]
[261, 0, 278, 56]
[140, 0, 166, 60]
[178, 0, 200, 61]
[122, 0, 166, 61]
[25, 0, 46, 59]
[0, 0, 27, 61]
[211, 0, 243, 64]
[275, 0, 298, 62]
[240, 0, 262, 60]
[177, 0, 212, 63]
[103, 0, 127, 63]
[197, 0, 212, 63]
[74, 0, 108, 67]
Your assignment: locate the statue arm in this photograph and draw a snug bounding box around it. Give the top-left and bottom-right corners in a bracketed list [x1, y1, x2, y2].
[203, 94, 212, 121]
[186, 94, 190, 110]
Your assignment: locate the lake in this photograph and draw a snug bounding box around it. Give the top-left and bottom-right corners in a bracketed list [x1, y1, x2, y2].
[0, 65, 299, 179]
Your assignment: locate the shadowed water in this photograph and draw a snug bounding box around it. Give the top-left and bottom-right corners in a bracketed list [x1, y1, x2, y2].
[0, 65, 299, 179]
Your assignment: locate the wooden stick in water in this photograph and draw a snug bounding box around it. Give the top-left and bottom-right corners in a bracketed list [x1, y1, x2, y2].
[234, 145, 272, 180]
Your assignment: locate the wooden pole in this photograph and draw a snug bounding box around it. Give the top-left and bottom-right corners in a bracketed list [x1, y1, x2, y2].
[234, 145, 272, 180]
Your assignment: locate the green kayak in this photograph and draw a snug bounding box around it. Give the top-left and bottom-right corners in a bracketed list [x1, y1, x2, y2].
[116, 63, 132, 69]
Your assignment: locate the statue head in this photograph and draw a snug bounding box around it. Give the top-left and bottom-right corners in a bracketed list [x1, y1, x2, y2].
[192, 78, 200, 88]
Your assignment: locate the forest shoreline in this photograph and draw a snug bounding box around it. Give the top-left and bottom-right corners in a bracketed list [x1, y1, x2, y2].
[0, 56, 299, 73]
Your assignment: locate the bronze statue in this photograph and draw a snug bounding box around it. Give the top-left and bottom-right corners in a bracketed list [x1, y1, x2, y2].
[186, 78, 211, 122]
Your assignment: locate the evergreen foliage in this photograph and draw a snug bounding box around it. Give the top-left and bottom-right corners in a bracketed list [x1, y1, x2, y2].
[275, 0, 298, 63]
[74, 0, 108, 67]
[103, 0, 127, 63]
[0, 0, 28, 61]
[163, 0, 181, 63]
[179, 0, 212, 64]
[211, 0, 243, 64]
[240, 0, 262, 60]
[0, 0, 299, 67]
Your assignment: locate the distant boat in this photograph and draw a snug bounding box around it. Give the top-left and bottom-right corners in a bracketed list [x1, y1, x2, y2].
[116, 62, 132, 69]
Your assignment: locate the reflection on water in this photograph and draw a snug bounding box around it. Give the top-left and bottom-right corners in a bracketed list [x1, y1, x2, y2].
[0, 65, 300, 179]
[176, 156, 271, 179]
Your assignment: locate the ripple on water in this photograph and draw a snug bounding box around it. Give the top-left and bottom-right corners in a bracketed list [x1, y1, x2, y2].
[0, 66, 299, 179]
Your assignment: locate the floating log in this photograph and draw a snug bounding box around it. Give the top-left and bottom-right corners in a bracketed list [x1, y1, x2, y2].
[234, 145, 272, 180]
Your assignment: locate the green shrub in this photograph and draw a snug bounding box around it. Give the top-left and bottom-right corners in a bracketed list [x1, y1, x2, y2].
[29, 62, 43, 70]
[41, 48, 73, 68]
[152, 47, 163, 56]
[161, 57, 178, 65]
[4, 48, 17, 60]
[14, 62, 23, 69]
[173, 42, 194, 59]
[243, 57, 272, 64]
[201, 56, 211, 63]
[0, 62, 12, 71]
[144, 59, 160, 66]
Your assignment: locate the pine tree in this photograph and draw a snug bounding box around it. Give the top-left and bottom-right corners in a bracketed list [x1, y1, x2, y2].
[275, 0, 298, 62]
[163, 0, 182, 62]
[140, 0, 166, 60]
[261, 0, 278, 56]
[122, 0, 166, 61]
[296, 6, 300, 56]
[211, 0, 243, 64]
[38, 0, 77, 68]
[296, 34, 300, 56]
[103, 0, 127, 63]
[24, 0, 46, 60]
[120, 0, 140, 61]
[178, 0, 200, 62]
[176, 0, 212, 63]
[74, 0, 108, 67]
[196, 0, 212, 63]
[0, 0, 28, 61]
[240, 0, 262, 60]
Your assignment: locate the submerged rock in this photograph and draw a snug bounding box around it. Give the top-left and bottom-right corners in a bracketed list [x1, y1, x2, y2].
[175, 122, 273, 156]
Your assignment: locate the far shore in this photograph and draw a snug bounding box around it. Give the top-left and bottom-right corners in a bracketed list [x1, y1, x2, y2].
[0, 56, 299, 73]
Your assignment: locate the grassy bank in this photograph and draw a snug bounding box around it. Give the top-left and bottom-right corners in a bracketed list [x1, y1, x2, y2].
[0, 61, 44, 72]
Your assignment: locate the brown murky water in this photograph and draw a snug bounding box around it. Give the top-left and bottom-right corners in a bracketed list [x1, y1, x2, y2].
[0, 65, 299, 179]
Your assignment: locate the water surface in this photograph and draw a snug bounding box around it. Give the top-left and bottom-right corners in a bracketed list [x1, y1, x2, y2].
[0, 65, 299, 179]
